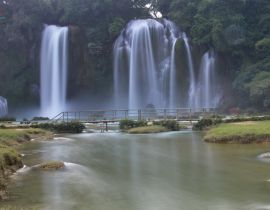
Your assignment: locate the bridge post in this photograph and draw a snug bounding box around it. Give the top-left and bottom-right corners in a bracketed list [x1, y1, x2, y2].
[138, 110, 142, 121]
[113, 110, 116, 120]
[176, 109, 179, 120]
[164, 109, 167, 120]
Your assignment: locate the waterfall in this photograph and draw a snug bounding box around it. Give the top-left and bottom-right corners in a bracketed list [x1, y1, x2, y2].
[182, 33, 196, 109]
[40, 25, 68, 117]
[169, 39, 177, 108]
[114, 19, 179, 109]
[196, 50, 219, 108]
[114, 18, 220, 110]
[0, 96, 8, 117]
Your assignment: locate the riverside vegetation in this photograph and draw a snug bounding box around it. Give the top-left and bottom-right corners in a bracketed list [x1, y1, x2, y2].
[0, 128, 53, 200]
[120, 120, 186, 134]
[193, 116, 270, 144]
[0, 121, 85, 200]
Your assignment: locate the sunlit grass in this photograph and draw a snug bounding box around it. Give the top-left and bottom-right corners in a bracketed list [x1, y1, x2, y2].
[204, 121, 270, 143]
[0, 128, 53, 146]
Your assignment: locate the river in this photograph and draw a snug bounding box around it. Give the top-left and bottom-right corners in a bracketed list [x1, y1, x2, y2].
[4, 131, 270, 210]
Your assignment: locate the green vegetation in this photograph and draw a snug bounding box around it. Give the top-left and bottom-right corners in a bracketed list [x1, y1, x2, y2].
[193, 118, 222, 131]
[31, 117, 50, 121]
[119, 120, 147, 130]
[37, 161, 65, 170]
[32, 122, 85, 133]
[0, 128, 53, 146]
[0, 128, 53, 200]
[193, 115, 270, 130]
[204, 121, 270, 144]
[120, 119, 185, 133]
[153, 120, 181, 131]
[0, 117, 16, 122]
[128, 125, 168, 134]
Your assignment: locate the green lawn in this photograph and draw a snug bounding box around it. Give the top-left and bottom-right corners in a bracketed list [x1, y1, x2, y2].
[0, 128, 52, 146]
[204, 121, 270, 143]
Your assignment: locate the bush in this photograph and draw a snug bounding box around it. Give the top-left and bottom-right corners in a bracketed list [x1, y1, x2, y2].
[32, 117, 50, 121]
[153, 120, 180, 131]
[119, 120, 147, 130]
[0, 117, 16, 122]
[193, 118, 222, 131]
[31, 122, 85, 133]
[224, 116, 270, 123]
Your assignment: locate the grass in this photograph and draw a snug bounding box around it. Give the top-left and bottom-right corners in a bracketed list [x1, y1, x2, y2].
[128, 125, 168, 134]
[204, 121, 270, 143]
[0, 128, 53, 146]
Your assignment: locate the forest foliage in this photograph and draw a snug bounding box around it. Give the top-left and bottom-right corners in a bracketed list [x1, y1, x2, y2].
[0, 0, 269, 111]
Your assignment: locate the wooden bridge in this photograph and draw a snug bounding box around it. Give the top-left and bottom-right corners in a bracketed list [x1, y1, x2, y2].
[50, 108, 217, 123]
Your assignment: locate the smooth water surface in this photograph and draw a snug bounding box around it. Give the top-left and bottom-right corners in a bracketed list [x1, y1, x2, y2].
[4, 131, 270, 210]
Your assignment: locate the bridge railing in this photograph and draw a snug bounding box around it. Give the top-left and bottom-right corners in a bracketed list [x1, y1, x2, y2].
[49, 108, 217, 123]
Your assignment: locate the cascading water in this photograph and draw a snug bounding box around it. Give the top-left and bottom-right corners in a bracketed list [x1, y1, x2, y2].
[195, 50, 220, 108]
[114, 18, 220, 110]
[40, 25, 68, 117]
[114, 19, 180, 109]
[182, 33, 196, 109]
[0, 96, 8, 117]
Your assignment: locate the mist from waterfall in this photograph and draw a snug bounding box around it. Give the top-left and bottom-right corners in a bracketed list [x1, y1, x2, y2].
[0, 96, 8, 117]
[40, 25, 68, 117]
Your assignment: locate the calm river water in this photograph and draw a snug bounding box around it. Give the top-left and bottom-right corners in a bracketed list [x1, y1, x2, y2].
[3, 131, 270, 210]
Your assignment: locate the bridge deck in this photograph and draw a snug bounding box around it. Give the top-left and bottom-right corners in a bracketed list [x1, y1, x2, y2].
[50, 108, 217, 123]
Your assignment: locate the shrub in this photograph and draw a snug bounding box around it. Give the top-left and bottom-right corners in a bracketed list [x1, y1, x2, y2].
[119, 120, 147, 130]
[224, 116, 270, 123]
[193, 118, 222, 131]
[153, 120, 180, 131]
[32, 117, 50, 121]
[0, 117, 16, 122]
[31, 122, 85, 133]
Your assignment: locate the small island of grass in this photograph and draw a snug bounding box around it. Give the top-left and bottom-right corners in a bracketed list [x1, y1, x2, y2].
[37, 161, 65, 170]
[120, 119, 185, 134]
[204, 121, 270, 144]
[128, 125, 168, 134]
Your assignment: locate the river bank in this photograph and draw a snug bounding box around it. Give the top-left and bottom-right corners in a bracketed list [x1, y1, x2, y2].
[0, 128, 53, 200]
[204, 121, 270, 143]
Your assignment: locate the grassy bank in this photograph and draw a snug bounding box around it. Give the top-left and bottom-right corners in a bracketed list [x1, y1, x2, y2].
[0, 128, 53, 200]
[128, 126, 168, 134]
[204, 121, 270, 143]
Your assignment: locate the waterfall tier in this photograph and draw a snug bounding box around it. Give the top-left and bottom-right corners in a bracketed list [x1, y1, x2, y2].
[195, 50, 221, 108]
[114, 19, 221, 109]
[0, 96, 8, 117]
[40, 25, 68, 117]
[114, 19, 180, 109]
